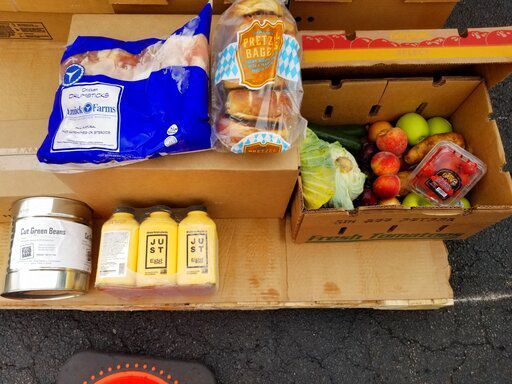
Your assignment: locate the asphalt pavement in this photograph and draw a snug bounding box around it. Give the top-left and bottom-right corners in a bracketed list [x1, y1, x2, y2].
[1, 1, 512, 383]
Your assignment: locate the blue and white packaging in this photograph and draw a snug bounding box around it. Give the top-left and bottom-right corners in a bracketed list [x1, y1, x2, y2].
[38, 3, 212, 171]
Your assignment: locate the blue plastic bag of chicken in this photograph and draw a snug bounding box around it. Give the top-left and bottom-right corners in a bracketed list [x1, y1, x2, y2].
[38, 2, 212, 171]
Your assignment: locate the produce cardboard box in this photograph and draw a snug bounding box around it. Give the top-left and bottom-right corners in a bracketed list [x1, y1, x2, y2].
[0, 14, 298, 220]
[289, 0, 458, 31]
[292, 27, 512, 243]
[0, 219, 454, 310]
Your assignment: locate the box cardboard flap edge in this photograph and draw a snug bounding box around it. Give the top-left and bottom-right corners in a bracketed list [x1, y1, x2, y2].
[290, 0, 458, 31]
[300, 27, 512, 88]
[293, 0, 457, 3]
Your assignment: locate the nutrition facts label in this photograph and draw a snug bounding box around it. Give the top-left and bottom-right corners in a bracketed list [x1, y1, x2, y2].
[98, 231, 130, 278]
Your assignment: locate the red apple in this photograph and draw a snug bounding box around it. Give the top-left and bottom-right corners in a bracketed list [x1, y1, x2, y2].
[359, 188, 378, 206]
[376, 127, 408, 156]
[368, 121, 393, 142]
[373, 175, 401, 199]
[371, 152, 401, 176]
[351, 37, 372, 48]
[358, 142, 379, 170]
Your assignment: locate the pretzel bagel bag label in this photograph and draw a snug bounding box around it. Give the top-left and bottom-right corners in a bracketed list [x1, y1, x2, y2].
[211, 0, 306, 154]
[236, 20, 284, 90]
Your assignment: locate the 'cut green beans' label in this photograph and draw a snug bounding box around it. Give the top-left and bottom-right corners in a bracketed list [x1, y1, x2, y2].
[10, 217, 92, 272]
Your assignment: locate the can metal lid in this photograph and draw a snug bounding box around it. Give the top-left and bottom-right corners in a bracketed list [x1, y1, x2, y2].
[11, 197, 93, 225]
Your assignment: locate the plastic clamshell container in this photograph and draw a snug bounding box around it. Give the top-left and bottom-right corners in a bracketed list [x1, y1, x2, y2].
[408, 141, 487, 206]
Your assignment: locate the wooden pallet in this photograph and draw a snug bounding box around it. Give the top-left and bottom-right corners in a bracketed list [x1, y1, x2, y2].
[0, 219, 453, 310]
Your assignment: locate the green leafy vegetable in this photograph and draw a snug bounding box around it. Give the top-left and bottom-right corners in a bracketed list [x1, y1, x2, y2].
[300, 129, 335, 209]
[328, 142, 366, 210]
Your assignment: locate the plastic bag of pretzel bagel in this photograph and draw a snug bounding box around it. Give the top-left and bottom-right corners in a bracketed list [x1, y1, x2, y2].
[211, 0, 306, 154]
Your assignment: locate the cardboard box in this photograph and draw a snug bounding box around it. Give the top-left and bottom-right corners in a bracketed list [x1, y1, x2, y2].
[2, 0, 455, 30]
[1, 0, 114, 13]
[0, 11, 77, 219]
[0, 219, 453, 310]
[0, 0, 229, 14]
[290, 0, 458, 31]
[291, 27, 512, 242]
[0, 11, 71, 40]
[0, 13, 298, 220]
[110, 0, 230, 14]
[0, 0, 15, 12]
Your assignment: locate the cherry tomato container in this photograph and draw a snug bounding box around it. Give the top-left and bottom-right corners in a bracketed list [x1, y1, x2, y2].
[408, 141, 487, 206]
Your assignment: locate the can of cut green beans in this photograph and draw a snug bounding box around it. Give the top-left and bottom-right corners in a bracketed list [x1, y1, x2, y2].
[2, 197, 93, 300]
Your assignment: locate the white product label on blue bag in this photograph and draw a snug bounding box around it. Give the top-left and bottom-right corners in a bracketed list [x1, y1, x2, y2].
[52, 82, 123, 151]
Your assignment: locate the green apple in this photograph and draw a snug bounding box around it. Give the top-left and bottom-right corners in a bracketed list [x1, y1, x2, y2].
[396, 113, 430, 145]
[428, 117, 453, 136]
[402, 192, 433, 207]
[458, 197, 471, 208]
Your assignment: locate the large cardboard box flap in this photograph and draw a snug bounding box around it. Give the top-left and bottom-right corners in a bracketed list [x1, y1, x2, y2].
[0, 218, 454, 310]
[0, 11, 71, 41]
[290, 0, 458, 31]
[109, 0, 230, 14]
[2, 0, 230, 15]
[301, 27, 512, 88]
[0, 12, 77, 218]
[108, 0, 456, 31]
[2, 0, 114, 13]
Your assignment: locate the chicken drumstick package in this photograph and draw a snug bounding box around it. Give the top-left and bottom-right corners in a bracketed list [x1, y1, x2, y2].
[211, 0, 306, 153]
[38, 3, 212, 171]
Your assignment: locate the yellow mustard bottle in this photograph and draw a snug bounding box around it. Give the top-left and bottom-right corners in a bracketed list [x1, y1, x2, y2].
[96, 207, 139, 287]
[177, 206, 218, 287]
[137, 208, 178, 287]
